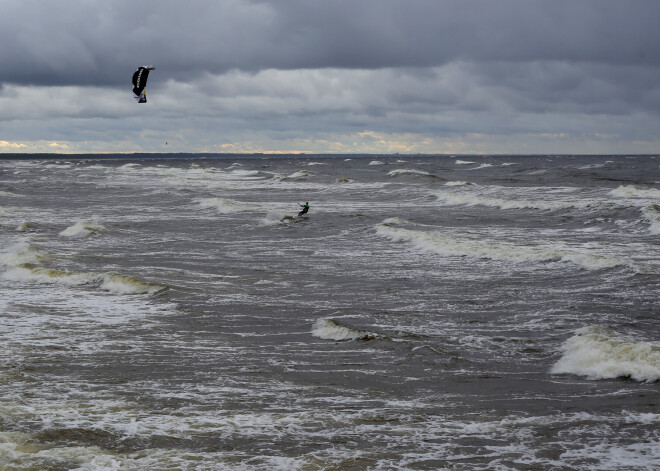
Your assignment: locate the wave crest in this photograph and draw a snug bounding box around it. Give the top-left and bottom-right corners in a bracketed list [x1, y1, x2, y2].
[376, 221, 628, 271]
[312, 319, 381, 341]
[59, 221, 107, 238]
[551, 326, 660, 382]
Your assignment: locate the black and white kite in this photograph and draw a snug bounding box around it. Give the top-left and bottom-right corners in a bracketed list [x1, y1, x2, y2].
[132, 66, 155, 103]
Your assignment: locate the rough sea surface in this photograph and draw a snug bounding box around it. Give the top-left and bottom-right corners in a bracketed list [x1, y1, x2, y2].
[0, 154, 658, 470]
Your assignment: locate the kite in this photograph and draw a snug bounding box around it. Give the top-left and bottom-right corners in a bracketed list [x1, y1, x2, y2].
[132, 66, 155, 103]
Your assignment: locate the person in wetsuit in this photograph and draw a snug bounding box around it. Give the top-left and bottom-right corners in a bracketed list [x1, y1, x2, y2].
[298, 202, 310, 217]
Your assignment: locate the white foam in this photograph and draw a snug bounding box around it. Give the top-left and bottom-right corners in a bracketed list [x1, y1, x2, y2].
[312, 319, 380, 341]
[376, 222, 628, 270]
[434, 189, 585, 211]
[445, 181, 471, 186]
[641, 205, 660, 234]
[0, 241, 44, 268]
[551, 326, 660, 382]
[610, 185, 660, 199]
[99, 273, 167, 295]
[2, 266, 97, 286]
[455, 160, 475, 165]
[198, 197, 249, 214]
[368, 160, 385, 165]
[230, 169, 261, 176]
[469, 163, 494, 170]
[281, 170, 309, 180]
[387, 168, 432, 177]
[2, 264, 166, 295]
[59, 221, 107, 238]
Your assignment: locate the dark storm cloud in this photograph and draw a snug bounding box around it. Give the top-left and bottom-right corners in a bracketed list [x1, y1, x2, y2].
[1, 0, 659, 87]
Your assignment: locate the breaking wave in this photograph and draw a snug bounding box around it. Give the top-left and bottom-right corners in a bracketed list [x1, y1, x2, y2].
[59, 221, 107, 238]
[2, 265, 167, 295]
[376, 220, 629, 271]
[641, 205, 660, 234]
[312, 319, 382, 341]
[551, 326, 660, 382]
[0, 241, 45, 268]
[610, 185, 660, 199]
[280, 170, 310, 180]
[388, 168, 433, 177]
[434, 190, 582, 211]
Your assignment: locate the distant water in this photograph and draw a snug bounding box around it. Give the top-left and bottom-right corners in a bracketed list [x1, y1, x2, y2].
[0, 154, 658, 470]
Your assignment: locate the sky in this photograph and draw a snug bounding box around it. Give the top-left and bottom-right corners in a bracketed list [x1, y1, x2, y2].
[1, 0, 659, 155]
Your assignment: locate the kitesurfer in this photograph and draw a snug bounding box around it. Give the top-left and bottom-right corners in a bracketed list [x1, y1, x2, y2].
[298, 202, 310, 217]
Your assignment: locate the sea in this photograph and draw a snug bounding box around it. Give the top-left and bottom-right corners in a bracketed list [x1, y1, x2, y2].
[0, 154, 658, 470]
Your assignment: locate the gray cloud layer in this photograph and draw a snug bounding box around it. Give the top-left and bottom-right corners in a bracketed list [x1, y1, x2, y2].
[2, 0, 658, 85]
[1, 0, 659, 153]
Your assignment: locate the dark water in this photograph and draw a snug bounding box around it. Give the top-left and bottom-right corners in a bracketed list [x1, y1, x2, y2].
[0, 155, 658, 470]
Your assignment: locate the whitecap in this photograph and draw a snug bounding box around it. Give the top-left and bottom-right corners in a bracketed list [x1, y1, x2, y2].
[368, 160, 385, 166]
[387, 168, 432, 177]
[376, 221, 628, 271]
[100, 273, 167, 295]
[280, 170, 309, 180]
[551, 326, 660, 382]
[59, 221, 107, 238]
[469, 163, 494, 170]
[434, 190, 577, 211]
[641, 205, 660, 234]
[610, 185, 660, 199]
[312, 319, 381, 341]
[0, 242, 45, 268]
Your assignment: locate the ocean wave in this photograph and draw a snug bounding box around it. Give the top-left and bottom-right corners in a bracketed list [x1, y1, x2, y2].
[2, 265, 166, 295]
[610, 185, 660, 199]
[387, 168, 433, 177]
[469, 163, 493, 170]
[0, 242, 45, 268]
[376, 221, 628, 270]
[59, 221, 108, 238]
[280, 170, 309, 180]
[641, 204, 660, 234]
[312, 319, 382, 341]
[99, 273, 167, 295]
[434, 190, 581, 211]
[368, 160, 385, 166]
[551, 326, 660, 382]
[455, 160, 475, 165]
[230, 169, 261, 176]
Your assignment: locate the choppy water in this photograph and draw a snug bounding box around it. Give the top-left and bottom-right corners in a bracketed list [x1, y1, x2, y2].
[0, 154, 658, 470]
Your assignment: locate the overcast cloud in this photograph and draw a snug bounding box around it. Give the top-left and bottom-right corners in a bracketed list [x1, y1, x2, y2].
[1, 0, 659, 154]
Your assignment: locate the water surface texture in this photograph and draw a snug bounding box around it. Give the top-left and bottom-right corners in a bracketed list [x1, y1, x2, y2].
[0, 155, 658, 470]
